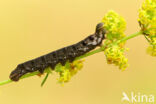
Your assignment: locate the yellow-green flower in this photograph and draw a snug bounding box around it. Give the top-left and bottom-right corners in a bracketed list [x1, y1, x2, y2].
[104, 45, 128, 71]
[55, 60, 84, 84]
[102, 10, 126, 42]
[102, 10, 128, 70]
[70, 60, 83, 76]
[138, 0, 156, 56]
[58, 67, 71, 83]
[147, 45, 156, 56]
[138, 0, 156, 36]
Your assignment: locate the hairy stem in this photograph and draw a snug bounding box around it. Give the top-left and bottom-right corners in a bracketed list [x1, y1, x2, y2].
[0, 31, 142, 86]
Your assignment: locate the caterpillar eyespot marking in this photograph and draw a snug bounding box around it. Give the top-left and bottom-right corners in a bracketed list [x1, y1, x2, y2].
[9, 23, 106, 81]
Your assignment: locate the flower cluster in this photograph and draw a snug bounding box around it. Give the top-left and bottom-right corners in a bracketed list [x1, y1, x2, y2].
[102, 10, 128, 70]
[55, 60, 83, 84]
[138, 0, 156, 56]
[102, 10, 126, 42]
[104, 45, 128, 70]
[147, 45, 156, 56]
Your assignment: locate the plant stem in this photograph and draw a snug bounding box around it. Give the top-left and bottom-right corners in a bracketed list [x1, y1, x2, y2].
[41, 73, 49, 87]
[0, 31, 142, 86]
[116, 31, 142, 44]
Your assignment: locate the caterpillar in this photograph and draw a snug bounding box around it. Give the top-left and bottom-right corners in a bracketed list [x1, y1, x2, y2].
[9, 23, 106, 81]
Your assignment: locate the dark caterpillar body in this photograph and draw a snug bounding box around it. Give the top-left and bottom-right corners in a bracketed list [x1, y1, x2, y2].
[10, 23, 106, 81]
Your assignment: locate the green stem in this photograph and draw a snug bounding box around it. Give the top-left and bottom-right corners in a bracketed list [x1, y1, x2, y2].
[116, 31, 142, 44]
[41, 73, 49, 87]
[0, 31, 142, 86]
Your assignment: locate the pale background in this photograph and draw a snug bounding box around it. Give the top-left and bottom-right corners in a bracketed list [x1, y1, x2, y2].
[0, 0, 155, 104]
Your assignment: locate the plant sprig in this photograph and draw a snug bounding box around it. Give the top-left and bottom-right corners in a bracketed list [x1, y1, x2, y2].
[0, 0, 155, 87]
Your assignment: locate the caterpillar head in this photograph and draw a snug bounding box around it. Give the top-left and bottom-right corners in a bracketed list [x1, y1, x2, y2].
[9, 64, 26, 81]
[96, 23, 106, 38]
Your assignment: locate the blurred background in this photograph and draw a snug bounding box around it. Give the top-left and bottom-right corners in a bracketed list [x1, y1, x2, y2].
[0, 0, 155, 104]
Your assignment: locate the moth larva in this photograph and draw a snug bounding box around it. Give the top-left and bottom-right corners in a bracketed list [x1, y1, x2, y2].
[9, 23, 106, 81]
